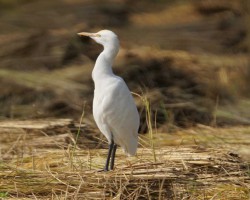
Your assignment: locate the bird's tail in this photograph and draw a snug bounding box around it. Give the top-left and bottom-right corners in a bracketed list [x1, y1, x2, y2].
[122, 133, 138, 156]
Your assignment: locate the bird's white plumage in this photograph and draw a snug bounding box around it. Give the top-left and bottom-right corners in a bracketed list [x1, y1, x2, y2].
[89, 30, 139, 156]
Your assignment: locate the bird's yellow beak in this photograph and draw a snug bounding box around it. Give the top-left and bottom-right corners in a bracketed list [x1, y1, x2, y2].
[77, 32, 101, 37]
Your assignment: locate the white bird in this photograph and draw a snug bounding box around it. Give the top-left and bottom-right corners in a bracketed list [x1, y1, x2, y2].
[78, 30, 140, 171]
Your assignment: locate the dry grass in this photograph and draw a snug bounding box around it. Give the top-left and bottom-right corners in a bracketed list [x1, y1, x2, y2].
[130, 2, 202, 26]
[0, 147, 249, 199]
[0, 120, 250, 199]
[0, 0, 250, 199]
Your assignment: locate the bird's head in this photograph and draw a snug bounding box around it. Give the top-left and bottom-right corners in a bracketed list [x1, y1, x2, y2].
[78, 30, 119, 48]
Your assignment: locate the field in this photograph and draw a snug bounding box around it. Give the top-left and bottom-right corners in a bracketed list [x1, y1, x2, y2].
[0, 120, 250, 199]
[0, 0, 250, 199]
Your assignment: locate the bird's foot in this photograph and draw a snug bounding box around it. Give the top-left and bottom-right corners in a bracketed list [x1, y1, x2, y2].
[97, 168, 109, 172]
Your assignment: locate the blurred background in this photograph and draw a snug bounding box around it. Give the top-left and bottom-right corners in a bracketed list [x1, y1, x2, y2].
[0, 0, 249, 132]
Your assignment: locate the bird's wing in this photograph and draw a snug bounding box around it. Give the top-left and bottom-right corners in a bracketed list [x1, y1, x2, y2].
[100, 77, 139, 155]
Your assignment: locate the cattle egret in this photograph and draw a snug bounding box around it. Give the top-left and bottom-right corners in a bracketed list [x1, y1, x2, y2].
[78, 30, 140, 171]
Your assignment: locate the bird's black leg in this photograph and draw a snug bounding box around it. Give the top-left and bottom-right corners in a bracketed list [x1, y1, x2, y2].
[110, 144, 117, 170]
[104, 140, 114, 171]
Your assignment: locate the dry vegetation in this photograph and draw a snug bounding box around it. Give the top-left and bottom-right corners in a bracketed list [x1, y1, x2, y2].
[0, 0, 250, 199]
[0, 0, 249, 127]
[0, 120, 249, 199]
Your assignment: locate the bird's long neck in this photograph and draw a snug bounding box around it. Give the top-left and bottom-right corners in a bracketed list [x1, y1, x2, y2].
[92, 43, 119, 83]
